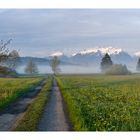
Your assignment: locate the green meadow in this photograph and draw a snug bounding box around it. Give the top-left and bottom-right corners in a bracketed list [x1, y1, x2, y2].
[57, 74, 140, 131]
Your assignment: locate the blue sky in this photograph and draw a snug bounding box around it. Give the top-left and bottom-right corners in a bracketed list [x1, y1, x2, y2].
[0, 9, 140, 57]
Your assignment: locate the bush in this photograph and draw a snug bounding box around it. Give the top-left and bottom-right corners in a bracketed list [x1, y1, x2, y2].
[105, 64, 131, 75]
[0, 66, 18, 77]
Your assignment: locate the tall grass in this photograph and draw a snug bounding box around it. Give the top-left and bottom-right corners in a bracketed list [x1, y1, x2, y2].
[0, 78, 42, 110]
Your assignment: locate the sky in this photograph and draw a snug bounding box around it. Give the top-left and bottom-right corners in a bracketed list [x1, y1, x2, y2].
[0, 9, 140, 57]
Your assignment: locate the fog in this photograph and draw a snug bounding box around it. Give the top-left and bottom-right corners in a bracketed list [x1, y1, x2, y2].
[16, 64, 136, 74]
[16, 65, 100, 74]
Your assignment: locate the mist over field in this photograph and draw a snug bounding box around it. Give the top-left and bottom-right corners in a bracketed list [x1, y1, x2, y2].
[16, 46, 139, 74]
[16, 64, 137, 74]
[16, 65, 99, 74]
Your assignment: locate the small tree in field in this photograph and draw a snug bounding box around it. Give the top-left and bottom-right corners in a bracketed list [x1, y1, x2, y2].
[50, 56, 61, 75]
[136, 58, 140, 72]
[24, 59, 38, 75]
[100, 53, 113, 72]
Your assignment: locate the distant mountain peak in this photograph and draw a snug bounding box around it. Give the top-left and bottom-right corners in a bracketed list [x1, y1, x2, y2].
[134, 52, 140, 57]
[72, 48, 98, 56]
[50, 51, 63, 57]
[98, 47, 123, 55]
[72, 47, 123, 56]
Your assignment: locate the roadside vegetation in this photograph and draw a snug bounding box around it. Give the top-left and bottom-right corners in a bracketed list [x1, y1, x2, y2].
[14, 76, 52, 131]
[0, 39, 20, 77]
[57, 74, 140, 131]
[0, 77, 42, 110]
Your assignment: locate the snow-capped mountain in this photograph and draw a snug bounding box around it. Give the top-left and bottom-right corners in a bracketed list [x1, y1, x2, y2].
[50, 51, 63, 57]
[65, 47, 138, 72]
[47, 47, 136, 68]
[70, 47, 134, 66]
[134, 52, 140, 57]
[49, 51, 73, 65]
[72, 47, 123, 56]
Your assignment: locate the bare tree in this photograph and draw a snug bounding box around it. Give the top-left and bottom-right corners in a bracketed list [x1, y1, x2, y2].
[24, 59, 39, 75]
[8, 50, 20, 70]
[0, 39, 12, 64]
[0, 39, 20, 70]
[0, 39, 20, 77]
[50, 56, 61, 75]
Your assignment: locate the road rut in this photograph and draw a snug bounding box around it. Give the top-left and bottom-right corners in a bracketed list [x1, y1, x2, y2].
[0, 79, 46, 131]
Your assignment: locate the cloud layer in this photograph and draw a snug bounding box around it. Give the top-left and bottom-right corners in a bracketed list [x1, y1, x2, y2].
[0, 9, 140, 57]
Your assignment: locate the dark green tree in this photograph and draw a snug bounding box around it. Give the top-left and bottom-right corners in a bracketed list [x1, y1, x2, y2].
[136, 58, 140, 72]
[100, 53, 113, 72]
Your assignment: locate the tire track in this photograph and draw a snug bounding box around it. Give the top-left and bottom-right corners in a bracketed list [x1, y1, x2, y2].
[0, 79, 46, 131]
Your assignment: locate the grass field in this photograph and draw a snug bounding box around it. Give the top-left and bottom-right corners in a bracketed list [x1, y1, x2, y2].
[0, 77, 43, 110]
[57, 74, 140, 131]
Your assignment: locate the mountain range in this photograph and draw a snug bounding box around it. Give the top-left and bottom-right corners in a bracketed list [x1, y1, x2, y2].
[18, 47, 140, 73]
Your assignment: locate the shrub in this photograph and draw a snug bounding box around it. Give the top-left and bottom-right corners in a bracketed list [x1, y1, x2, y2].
[105, 64, 131, 75]
[0, 66, 18, 77]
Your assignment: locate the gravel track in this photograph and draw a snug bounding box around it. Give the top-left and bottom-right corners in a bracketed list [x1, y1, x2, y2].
[38, 79, 71, 131]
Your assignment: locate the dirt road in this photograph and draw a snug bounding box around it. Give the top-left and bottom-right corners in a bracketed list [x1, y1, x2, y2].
[38, 79, 71, 131]
[0, 79, 46, 131]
